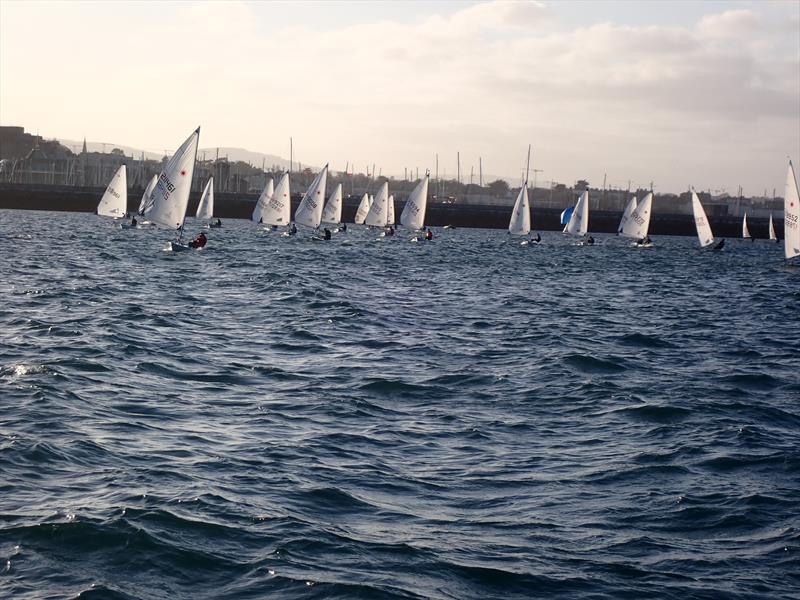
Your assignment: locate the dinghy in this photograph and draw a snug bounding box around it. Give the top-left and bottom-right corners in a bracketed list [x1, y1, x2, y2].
[619, 192, 653, 247]
[691, 190, 716, 249]
[321, 182, 343, 230]
[295, 164, 329, 237]
[365, 182, 389, 233]
[565, 191, 590, 244]
[252, 175, 291, 232]
[508, 185, 531, 244]
[769, 213, 778, 243]
[138, 174, 158, 215]
[196, 177, 216, 227]
[400, 174, 430, 241]
[742, 212, 752, 241]
[354, 193, 371, 225]
[142, 127, 201, 251]
[97, 165, 127, 221]
[617, 196, 637, 235]
[784, 160, 799, 262]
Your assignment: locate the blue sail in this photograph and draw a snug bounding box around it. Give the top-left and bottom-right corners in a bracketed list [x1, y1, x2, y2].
[560, 206, 574, 225]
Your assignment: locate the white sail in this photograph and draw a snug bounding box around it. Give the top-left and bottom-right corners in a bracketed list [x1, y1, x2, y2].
[295, 164, 328, 229]
[97, 165, 127, 218]
[742, 213, 751, 239]
[691, 190, 715, 248]
[321, 182, 343, 224]
[784, 160, 800, 260]
[251, 177, 274, 223]
[144, 128, 200, 230]
[400, 175, 429, 230]
[769, 213, 777, 241]
[620, 192, 652, 239]
[138, 174, 157, 214]
[617, 196, 638, 236]
[565, 191, 589, 236]
[634, 193, 653, 238]
[258, 173, 291, 226]
[365, 182, 389, 227]
[196, 177, 214, 220]
[354, 193, 371, 224]
[387, 194, 395, 226]
[508, 185, 531, 236]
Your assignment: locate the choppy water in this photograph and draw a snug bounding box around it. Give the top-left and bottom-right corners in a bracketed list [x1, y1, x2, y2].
[1, 209, 798, 600]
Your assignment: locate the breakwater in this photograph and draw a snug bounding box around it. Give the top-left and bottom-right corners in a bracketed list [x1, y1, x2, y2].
[0, 183, 783, 238]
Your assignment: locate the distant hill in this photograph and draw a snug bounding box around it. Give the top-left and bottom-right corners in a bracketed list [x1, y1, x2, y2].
[57, 138, 294, 169]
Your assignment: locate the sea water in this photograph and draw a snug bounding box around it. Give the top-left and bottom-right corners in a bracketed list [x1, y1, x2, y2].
[1, 210, 798, 599]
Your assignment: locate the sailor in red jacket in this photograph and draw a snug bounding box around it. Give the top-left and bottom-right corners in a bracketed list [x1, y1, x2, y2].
[189, 231, 207, 248]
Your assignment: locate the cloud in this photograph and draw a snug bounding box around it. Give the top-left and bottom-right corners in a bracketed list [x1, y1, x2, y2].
[0, 0, 797, 193]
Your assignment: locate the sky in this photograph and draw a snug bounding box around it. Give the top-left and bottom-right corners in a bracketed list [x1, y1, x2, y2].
[1, 0, 798, 195]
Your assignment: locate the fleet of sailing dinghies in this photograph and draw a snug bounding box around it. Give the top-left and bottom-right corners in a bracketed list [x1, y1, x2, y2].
[295, 164, 329, 229]
[354, 193, 371, 224]
[508, 185, 531, 236]
[400, 174, 430, 231]
[321, 183, 343, 225]
[784, 160, 800, 261]
[196, 177, 214, 220]
[99, 142, 796, 262]
[565, 191, 589, 237]
[143, 127, 200, 231]
[138, 174, 157, 215]
[365, 182, 389, 227]
[691, 190, 715, 248]
[97, 165, 127, 218]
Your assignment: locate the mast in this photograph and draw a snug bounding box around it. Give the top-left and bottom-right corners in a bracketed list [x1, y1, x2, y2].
[525, 144, 531, 185]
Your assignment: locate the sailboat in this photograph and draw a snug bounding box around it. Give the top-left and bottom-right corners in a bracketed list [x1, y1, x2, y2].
[619, 193, 653, 247]
[354, 192, 371, 224]
[294, 164, 329, 234]
[617, 196, 637, 235]
[564, 190, 590, 243]
[742, 212, 752, 241]
[321, 182, 343, 230]
[365, 182, 389, 231]
[143, 127, 201, 251]
[138, 174, 158, 215]
[769, 213, 778, 243]
[97, 165, 127, 222]
[387, 194, 395, 227]
[508, 185, 531, 244]
[400, 174, 430, 241]
[691, 190, 716, 249]
[196, 177, 217, 227]
[784, 159, 799, 261]
[560, 206, 574, 233]
[253, 174, 291, 231]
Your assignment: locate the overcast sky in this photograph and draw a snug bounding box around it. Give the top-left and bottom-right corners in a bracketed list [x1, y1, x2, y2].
[1, 0, 798, 194]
